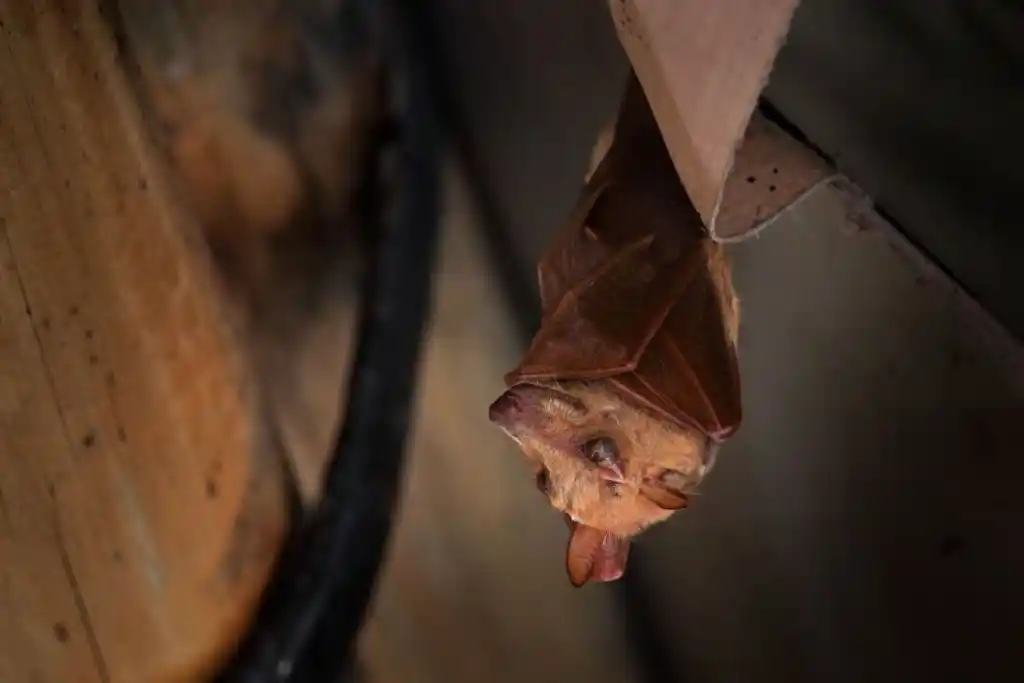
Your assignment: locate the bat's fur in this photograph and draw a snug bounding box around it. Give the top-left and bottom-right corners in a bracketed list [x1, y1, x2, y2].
[496, 381, 709, 537]
[492, 120, 740, 558]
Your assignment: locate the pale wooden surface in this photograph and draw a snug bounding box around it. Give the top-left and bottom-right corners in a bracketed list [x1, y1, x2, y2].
[608, 0, 834, 241]
[0, 2, 288, 682]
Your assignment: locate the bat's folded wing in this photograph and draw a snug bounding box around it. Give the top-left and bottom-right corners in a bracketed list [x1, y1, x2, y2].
[506, 172, 742, 441]
[610, 263, 742, 441]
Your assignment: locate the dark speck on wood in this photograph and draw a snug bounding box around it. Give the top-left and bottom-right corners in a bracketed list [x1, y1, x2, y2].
[52, 622, 70, 643]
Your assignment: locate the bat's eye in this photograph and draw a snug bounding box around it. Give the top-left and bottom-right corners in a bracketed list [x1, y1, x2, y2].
[582, 437, 618, 466]
[535, 468, 551, 495]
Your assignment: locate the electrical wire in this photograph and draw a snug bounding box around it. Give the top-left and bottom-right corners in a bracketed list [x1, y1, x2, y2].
[214, 0, 442, 679]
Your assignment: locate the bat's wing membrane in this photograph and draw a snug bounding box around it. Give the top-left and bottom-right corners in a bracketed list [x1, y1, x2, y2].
[611, 263, 742, 440]
[507, 165, 697, 382]
[506, 151, 742, 440]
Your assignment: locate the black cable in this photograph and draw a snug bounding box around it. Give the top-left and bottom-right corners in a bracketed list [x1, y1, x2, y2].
[215, 0, 442, 679]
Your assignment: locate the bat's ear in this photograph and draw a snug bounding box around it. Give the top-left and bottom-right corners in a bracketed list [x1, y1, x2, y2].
[565, 523, 630, 587]
[640, 471, 691, 510]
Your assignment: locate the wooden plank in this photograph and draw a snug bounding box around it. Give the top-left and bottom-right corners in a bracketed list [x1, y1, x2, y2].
[0, 234, 108, 683]
[0, 3, 288, 681]
[608, 0, 835, 241]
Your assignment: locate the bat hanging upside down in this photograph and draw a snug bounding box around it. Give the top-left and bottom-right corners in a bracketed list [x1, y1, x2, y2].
[488, 74, 743, 587]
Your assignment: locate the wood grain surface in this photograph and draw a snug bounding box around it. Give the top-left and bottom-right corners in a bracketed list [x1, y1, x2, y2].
[0, 2, 289, 682]
[0, 0, 385, 679]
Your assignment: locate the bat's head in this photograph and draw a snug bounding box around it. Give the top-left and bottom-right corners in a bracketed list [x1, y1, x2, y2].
[488, 381, 715, 586]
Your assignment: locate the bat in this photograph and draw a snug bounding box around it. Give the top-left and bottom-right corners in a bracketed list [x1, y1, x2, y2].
[488, 73, 743, 587]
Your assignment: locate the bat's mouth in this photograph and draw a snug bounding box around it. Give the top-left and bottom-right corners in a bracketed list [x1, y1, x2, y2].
[564, 518, 630, 585]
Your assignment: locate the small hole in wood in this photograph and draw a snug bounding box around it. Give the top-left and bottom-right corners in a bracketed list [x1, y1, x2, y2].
[768, 185, 777, 193]
[82, 432, 96, 448]
[746, 176, 756, 184]
[53, 622, 70, 643]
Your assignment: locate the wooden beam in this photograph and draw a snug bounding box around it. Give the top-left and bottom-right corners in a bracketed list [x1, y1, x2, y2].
[0, 0, 373, 680]
[608, 0, 835, 241]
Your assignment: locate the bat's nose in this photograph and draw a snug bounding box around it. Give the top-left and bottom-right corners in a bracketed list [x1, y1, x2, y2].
[488, 390, 522, 424]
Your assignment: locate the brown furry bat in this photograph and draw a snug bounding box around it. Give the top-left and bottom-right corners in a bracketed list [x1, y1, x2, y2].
[489, 74, 742, 587]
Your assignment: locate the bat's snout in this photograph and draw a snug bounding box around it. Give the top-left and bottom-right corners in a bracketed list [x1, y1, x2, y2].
[488, 389, 523, 426]
[489, 384, 582, 428]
